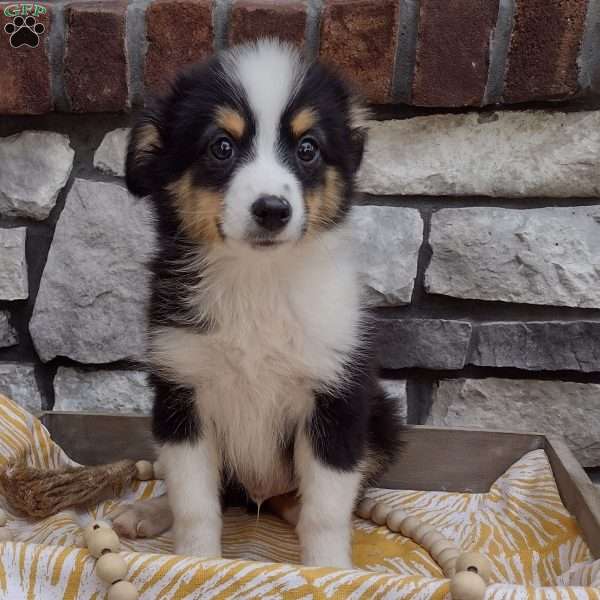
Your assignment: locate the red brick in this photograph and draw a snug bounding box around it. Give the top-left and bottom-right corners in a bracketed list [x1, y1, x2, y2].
[145, 0, 213, 96]
[412, 0, 499, 107]
[229, 0, 307, 47]
[503, 0, 587, 103]
[64, 1, 129, 112]
[0, 2, 52, 113]
[320, 0, 399, 104]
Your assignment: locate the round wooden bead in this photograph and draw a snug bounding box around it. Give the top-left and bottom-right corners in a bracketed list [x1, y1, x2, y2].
[87, 528, 120, 558]
[421, 530, 445, 548]
[107, 580, 139, 600]
[412, 523, 434, 544]
[83, 520, 111, 545]
[449, 571, 486, 600]
[386, 509, 408, 532]
[371, 503, 392, 526]
[96, 552, 128, 584]
[438, 547, 460, 574]
[399, 516, 421, 538]
[135, 460, 154, 481]
[356, 498, 376, 520]
[0, 508, 7, 527]
[0, 528, 12, 542]
[430, 539, 456, 561]
[455, 552, 493, 583]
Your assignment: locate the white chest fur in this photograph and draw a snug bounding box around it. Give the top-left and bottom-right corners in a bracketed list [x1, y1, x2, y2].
[150, 227, 363, 500]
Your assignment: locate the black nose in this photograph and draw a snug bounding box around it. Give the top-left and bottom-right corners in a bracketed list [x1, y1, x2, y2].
[251, 196, 291, 232]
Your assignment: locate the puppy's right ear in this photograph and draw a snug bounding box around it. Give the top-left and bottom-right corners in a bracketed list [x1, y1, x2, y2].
[126, 107, 164, 197]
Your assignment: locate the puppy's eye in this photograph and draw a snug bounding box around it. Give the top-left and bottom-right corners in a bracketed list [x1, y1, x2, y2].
[211, 137, 234, 161]
[297, 138, 319, 163]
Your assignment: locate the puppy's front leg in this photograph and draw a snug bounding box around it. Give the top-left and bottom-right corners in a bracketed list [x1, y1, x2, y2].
[295, 430, 361, 569]
[160, 438, 222, 557]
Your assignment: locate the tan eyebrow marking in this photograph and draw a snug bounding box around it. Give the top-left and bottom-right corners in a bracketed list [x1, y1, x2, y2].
[215, 107, 246, 139]
[291, 107, 317, 137]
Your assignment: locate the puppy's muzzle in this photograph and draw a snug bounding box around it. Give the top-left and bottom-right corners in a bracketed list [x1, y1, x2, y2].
[251, 195, 291, 232]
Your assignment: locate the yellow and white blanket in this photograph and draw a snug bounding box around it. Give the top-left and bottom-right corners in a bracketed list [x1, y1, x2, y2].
[0, 393, 598, 599]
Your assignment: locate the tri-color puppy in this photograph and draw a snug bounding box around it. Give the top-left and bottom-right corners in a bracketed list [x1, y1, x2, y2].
[115, 39, 402, 568]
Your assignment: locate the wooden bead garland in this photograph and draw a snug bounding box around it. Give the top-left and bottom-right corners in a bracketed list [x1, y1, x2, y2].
[356, 499, 492, 600]
[85, 520, 138, 599]
[81, 458, 163, 600]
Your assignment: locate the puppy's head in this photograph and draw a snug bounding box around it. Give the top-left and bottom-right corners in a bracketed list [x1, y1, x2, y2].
[127, 39, 367, 250]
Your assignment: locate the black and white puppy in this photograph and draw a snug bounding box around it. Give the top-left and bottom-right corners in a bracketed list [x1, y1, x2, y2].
[120, 39, 402, 569]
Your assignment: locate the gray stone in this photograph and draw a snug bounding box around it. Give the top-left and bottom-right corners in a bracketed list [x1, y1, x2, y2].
[426, 206, 600, 308]
[359, 111, 600, 197]
[0, 363, 42, 413]
[471, 321, 600, 372]
[54, 367, 152, 413]
[429, 378, 600, 467]
[93, 128, 129, 177]
[0, 228, 28, 300]
[380, 379, 408, 423]
[30, 179, 155, 363]
[352, 206, 423, 306]
[0, 312, 18, 348]
[376, 318, 472, 370]
[0, 131, 74, 220]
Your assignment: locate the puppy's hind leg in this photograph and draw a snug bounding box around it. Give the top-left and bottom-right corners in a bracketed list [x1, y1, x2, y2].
[110, 495, 173, 539]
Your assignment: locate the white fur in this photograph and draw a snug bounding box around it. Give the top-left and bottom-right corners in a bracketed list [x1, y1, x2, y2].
[150, 226, 363, 505]
[160, 440, 222, 556]
[295, 431, 361, 568]
[221, 41, 307, 243]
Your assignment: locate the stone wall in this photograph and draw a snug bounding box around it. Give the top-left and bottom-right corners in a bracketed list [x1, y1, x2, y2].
[1, 0, 600, 476]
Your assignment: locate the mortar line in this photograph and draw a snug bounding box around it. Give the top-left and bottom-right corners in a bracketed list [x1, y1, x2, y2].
[578, 0, 600, 93]
[392, 0, 419, 104]
[483, 0, 515, 105]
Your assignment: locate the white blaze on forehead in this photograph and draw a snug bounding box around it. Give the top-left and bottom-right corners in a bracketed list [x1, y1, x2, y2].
[220, 40, 308, 244]
[229, 40, 304, 142]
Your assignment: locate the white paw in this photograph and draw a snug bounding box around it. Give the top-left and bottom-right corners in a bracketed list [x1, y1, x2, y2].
[109, 496, 173, 539]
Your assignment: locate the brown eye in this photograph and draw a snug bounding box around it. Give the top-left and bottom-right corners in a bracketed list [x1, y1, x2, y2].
[297, 137, 319, 163]
[211, 137, 234, 160]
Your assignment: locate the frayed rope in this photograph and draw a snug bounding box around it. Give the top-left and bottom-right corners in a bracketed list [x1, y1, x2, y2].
[0, 460, 137, 519]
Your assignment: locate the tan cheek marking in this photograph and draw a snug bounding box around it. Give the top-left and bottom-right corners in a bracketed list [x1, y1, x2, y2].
[305, 167, 344, 233]
[291, 108, 317, 138]
[215, 107, 246, 140]
[135, 123, 161, 160]
[167, 171, 224, 245]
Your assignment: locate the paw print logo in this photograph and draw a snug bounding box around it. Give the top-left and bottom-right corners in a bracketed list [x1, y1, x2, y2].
[4, 15, 45, 48]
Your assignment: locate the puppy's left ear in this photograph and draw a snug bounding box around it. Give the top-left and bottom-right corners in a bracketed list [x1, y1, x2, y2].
[126, 105, 164, 197]
[348, 97, 369, 173]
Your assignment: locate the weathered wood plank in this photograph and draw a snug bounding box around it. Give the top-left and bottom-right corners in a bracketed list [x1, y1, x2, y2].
[379, 426, 545, 492]
[545, 436, 600, 559]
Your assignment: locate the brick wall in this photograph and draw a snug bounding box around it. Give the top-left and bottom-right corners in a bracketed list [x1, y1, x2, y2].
[1, 0, 600, 478]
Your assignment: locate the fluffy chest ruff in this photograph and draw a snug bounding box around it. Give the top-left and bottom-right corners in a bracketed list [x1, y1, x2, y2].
[149, 229, 363, 501]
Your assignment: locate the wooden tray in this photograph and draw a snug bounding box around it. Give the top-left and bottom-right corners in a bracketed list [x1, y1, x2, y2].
[40, 411, 600, 559]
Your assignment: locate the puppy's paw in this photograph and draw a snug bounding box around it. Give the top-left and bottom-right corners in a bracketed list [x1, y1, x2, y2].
[109, 496, 173, 539]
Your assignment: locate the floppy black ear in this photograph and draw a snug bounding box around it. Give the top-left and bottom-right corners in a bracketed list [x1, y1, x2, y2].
[125, 106, 164, 197]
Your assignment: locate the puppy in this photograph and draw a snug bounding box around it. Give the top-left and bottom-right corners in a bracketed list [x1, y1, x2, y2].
[118, 39, 402, 569]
